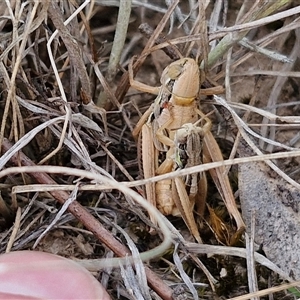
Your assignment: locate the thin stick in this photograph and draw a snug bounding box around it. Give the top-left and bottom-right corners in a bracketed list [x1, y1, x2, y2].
[6, 207, 21, 253]
[228, 280, 300, 300]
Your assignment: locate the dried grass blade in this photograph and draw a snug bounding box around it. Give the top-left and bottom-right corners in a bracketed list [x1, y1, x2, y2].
[0, 116, 66, 170]
[173, 243, 198, 300]
[115, 223, 151, 300]
[47, 1, 91, 101]
[203, 131, 245, 230]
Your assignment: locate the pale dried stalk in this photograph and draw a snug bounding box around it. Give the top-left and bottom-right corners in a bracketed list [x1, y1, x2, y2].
[6, 207, 21, 253]
[11, 143, 300, 195]
[228, 280, 300, 300]
[245, 214, 258, 299]
[186, 242, 294, 282]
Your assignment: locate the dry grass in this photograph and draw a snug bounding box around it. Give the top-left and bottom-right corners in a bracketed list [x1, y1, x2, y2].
[1, 0, 300, 299]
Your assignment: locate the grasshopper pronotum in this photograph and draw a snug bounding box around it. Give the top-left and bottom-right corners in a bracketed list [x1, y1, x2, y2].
[130, 57, 245, 243]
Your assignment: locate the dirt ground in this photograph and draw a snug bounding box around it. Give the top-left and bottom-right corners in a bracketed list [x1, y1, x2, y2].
[0, 1, 300, 299]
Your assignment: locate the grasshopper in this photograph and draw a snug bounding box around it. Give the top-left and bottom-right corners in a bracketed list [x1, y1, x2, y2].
[130, 57, 245, 243]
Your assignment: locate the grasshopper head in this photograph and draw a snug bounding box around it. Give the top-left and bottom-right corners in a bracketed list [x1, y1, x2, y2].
[161, 58, 201, 104]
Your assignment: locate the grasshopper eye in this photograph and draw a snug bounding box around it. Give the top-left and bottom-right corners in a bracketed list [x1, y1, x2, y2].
[167, 63, 183, 80]
[160, 62, 183, 85]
